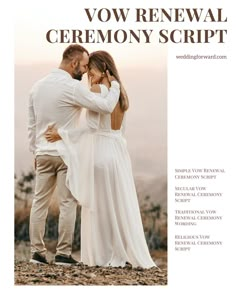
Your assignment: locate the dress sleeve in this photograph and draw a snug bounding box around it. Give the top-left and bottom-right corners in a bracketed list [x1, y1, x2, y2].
[99, 84, 109, 97]
[73, 81, 120, 114]
[85, 84, 109, 129]
[56, 127, 96, 211]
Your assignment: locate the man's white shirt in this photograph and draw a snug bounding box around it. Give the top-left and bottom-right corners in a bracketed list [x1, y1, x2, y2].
[28, 68, 120, 156]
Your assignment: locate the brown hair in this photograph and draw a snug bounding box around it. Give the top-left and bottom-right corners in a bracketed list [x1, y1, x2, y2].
[89, 51, 129, 112]
[62, 44, 89, 62]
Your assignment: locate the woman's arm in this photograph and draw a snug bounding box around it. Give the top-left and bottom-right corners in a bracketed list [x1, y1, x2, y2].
[44, 126, 61, 142]
[45, 83, 109, 142]
[90, 84, 101, 93]
[73, 71, 119, 114]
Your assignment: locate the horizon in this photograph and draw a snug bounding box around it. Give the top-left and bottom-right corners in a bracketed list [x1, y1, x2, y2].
[15, 62, 167, 179]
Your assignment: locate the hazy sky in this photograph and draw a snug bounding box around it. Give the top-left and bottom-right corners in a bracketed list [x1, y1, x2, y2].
[15, 0, 167, 66]
[14, 0, 167, 179]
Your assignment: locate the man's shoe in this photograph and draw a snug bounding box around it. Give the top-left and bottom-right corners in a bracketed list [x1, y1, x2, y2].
[55, 254, 79, 266]
[30, 252, 49, 265]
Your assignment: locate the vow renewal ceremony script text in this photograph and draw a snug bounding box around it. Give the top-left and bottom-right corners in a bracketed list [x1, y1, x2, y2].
[46, 8, 228, 44]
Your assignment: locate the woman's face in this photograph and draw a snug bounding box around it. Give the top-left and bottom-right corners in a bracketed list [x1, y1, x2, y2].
[88, 66, 103, 85]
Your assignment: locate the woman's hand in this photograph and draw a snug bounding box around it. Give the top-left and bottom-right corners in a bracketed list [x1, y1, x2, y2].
[44, 126, 61, 142]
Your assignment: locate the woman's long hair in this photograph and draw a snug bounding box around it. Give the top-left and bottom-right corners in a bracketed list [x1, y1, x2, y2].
[89, 51, 129, 112]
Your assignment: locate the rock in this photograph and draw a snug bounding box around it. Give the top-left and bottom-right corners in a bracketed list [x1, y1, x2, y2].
[135, 266, 144, 271]
[81, 272, 97, 279]
[14, 251, 167, 286]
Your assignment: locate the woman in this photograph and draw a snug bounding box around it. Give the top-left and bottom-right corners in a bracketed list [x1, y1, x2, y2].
[45, 51, 157, 269]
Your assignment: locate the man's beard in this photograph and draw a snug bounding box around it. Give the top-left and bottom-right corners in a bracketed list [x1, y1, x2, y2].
[74, 73, 83, 81]
[73, 67, 83, 81]
[74, 74, 83, 81]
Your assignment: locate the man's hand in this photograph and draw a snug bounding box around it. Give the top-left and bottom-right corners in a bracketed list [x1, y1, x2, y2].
[106, 70, 117, 83]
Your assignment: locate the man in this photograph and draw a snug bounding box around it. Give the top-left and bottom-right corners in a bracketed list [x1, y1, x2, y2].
[28, 44, 120, 265]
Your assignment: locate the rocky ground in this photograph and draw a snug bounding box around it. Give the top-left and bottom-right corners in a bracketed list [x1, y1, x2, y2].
[15, 242, 167, 286]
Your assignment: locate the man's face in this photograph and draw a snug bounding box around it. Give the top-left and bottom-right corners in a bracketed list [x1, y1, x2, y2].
[72, 52, 89, 81]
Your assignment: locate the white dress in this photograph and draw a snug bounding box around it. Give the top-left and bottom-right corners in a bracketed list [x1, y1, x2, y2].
[56, 84, 156, 268]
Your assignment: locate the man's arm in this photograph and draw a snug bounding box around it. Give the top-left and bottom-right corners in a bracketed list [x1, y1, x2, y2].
[28, 92, 36, 154]
[73, 71, 120, 114]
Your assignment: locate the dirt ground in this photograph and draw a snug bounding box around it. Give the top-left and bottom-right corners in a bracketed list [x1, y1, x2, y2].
[15, 242, 167, 286]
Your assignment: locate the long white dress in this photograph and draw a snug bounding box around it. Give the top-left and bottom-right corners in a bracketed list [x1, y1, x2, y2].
[56, 84, 156, 268]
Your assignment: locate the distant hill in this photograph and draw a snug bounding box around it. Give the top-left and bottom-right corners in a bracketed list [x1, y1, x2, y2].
[135, 175, 167, 211]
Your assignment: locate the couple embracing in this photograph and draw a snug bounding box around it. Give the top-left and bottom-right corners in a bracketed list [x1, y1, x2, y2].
[28, 44, 157, 269]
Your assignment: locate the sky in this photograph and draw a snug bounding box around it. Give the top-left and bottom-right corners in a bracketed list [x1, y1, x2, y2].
[15, 1, 167, 66]
[14, 0, 167, 179]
